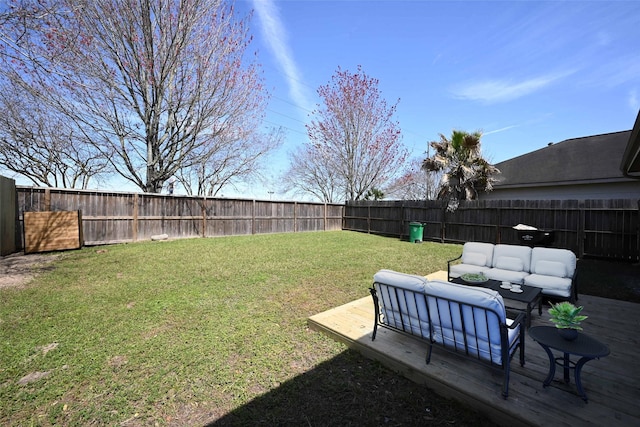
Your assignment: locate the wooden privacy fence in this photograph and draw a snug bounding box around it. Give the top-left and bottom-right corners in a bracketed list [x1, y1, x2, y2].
[344, 199, 640, 262]
[15, 187, 343, 249]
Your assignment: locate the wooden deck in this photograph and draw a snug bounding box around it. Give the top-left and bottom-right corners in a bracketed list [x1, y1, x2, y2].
[308, 271, 640, 427]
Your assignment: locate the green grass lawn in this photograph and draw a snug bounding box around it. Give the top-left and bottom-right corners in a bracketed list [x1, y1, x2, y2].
[3, 231, 498, 426]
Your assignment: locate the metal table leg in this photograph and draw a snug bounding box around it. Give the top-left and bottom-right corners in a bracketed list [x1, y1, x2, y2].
[563, 352, 571, 383]
[540, 344, 556, 387]
[574, 356, 594, 403]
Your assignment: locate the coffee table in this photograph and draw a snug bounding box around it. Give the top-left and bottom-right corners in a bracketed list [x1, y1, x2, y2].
[529, 326, 610, 402]
[451, 277, 542, 327]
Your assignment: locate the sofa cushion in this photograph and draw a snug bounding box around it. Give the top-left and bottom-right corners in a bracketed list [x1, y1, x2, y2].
[524, 274, 572, 298]
[461, 242, 494, 267]
[492, 244, 532, 272]
[495, 256, 524, 272]
[485, 268, 528, 285]
[374, 269, 426, 293]
[424, 280, 506, 316]
[462, 252, 487, 266]
[373, 270, 430, 338]
[534, 260, 567, 278]
[530, 247, 576, 278]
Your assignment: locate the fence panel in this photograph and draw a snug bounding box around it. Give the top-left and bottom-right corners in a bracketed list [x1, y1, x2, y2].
[344, 199, 639, 262]
[11, 187, 343, 250]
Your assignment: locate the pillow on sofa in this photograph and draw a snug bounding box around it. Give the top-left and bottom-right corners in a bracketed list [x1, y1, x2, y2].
[534, 260, 566, 277]
[495, 256, 524, 272]
[462, 252, 487, 266]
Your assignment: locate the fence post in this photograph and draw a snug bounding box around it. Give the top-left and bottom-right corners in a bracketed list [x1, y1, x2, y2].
[252, 199, 256, 235]
[132, 193, 138, 242]
[496, 207, 502, 244]
[201, 198, 207, 238]
[578, 205, 585, 259]
[324, 203, 327, 231]
[44, 188, 51, 211]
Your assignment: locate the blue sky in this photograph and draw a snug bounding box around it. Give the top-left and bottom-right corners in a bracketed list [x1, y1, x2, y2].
[237, 0, 640, 199]
[4, 1, 640, 200]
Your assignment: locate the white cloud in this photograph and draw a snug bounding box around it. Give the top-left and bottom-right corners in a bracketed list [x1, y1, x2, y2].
[252, 0, 314, 114]
[484, 125, 518, 136]
[451, 71, 576, 104]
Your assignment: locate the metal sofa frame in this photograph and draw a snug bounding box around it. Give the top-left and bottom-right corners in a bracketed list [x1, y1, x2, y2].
[370, 281, 525, 398]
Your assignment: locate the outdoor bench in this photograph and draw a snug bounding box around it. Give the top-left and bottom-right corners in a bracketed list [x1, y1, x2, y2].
[370, 269, 525, 398]
[447, 242, 578, 302]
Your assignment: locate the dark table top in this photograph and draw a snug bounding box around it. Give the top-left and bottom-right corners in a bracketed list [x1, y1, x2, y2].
[451, 277, 541, 304]
[529, 326, 610, 358]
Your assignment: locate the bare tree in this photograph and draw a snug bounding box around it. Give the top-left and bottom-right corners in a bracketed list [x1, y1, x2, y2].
[285, 66, 407, 202]
[282, 142, 342, 203]
[0, 77, 109, 188]
[0, 0, 108, 188]
[385, 158, 442, 200]
[178, 126, 284, 197]
[0, 0, 274, 193]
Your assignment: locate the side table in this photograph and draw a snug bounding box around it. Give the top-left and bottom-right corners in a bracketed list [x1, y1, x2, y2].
[529, 326, 610, 402]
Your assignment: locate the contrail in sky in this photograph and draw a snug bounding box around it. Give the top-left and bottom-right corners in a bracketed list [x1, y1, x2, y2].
[252, 0, 314, 115]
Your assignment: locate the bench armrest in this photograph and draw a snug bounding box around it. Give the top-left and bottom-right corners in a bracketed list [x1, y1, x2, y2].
[447, 254, 462, 280]
[447, 254, 462, 264]
[508, 312, 526, 329]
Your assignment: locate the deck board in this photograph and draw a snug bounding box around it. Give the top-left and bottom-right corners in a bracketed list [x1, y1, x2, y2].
[308, 272, 640, 427]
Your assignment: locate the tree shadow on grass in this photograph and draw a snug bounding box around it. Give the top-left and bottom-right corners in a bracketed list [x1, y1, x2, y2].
[208, 349, 493, 426]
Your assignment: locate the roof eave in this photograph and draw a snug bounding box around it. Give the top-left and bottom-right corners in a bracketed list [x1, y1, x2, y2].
[621, 110, 640, 179]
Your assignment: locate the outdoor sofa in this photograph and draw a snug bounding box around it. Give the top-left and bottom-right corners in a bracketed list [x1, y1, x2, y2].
[447, 242, 578, 302]
[370, 269, 525, 398]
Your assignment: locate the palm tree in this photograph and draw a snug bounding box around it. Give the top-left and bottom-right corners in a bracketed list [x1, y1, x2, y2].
[422, 130, 500, 211]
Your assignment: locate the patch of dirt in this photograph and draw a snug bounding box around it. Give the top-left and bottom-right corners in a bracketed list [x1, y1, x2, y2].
[0, 252, 63, 290]
[17, 371, 51, 385]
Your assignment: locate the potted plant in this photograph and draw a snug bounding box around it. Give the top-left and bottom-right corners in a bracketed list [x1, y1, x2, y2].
[548, 301, 588, 341]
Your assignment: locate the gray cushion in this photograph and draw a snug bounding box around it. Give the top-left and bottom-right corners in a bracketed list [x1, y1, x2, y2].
[495, 256, 524, 271]
[492, 244, 532, 272]
[534, 260, 567, 277]
[485, 268, 528, 284]
[462, 252, 487, 267]
[461, 242, 494, 267]
[531, 247, 576, 278]
[524, 274, 572, 298]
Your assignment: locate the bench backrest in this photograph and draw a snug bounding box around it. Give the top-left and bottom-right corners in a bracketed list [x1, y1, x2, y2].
[373, 270, 508, 365]
[425, 280, 507, 365]
[373, 270, 430, 339]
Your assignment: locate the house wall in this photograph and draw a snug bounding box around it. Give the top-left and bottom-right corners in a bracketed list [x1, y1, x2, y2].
[480, 181, 640, 201]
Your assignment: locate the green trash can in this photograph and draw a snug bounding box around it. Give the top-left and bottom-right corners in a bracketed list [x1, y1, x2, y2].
[409, 222, 424, 243]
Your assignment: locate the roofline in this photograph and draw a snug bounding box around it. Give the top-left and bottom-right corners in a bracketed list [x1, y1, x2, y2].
[495, 129, 633, 167]
[621, 110, 640, 179]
